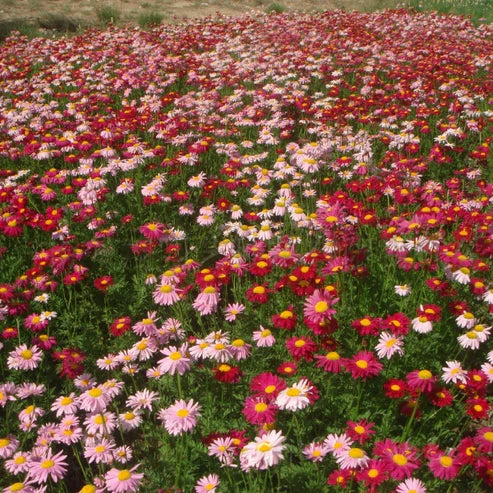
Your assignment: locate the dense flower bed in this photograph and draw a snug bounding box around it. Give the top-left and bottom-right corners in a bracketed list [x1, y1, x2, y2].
[0, 8, 492, 492]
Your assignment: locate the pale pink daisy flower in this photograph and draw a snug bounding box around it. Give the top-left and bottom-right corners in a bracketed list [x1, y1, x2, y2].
[456, 311, 476, 329]
[303, 441, 330, 462]
[84, 437, 116, 464]
[0, 435, 19, 458]
[411, 316, 433, 334]
[252, 326, 276, 347]
[132, 312, 159, 336]
[55, 424, 83, 445]
[224, 303, 245, 322]
[481, 362, 493, 383]
[131, 338, 157, 361]
[118, 410, 142, 432]
[7, 345, 43, 371]
[275, 379, 312, 411]
[204, 342, 233, 362]
[442, 361, 467, 384]
[189, 340, 210, 360]
[240, 430, 286, 470]
[195, 473, 220, 493]
[208, 436, 235, 465]
[113, 445, 133, 464]
[101, 379, 124, 399]
[395, 477, 427, 493]
[74, 373, 96, 390]
[158, 346, 191, 375]
[335, 446, 369, 470]
[50, 394, 79, 417]
[0, 382, 17, 407]
[2, 480, 38, 492]
[28, 448, 68, 483]
[158, 399, 201, 436]
[230, 338, 252, 361]
[457, 331, 482, 350]
[4, 451, 31, 474]
[96, 354, 119, 371]
[152, 283, 181, 306]
[324, 433, 352, 456]
[375, 332, 404, 359]
[162, 317, 185, 341]
[126, 390, 159, 412]
[394, 284, 411, 296]
[15, 383, 45, 399]
[192, 286, 221, 315]
[18, 405, 44, 426]
[84, 412, 117, 436]
[105, 464, 143, 493]
[79, 386, 111, 413]
[145, 367, 164, 379]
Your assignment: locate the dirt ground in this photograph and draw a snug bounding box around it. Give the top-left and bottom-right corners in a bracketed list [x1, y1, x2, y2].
[0, 0, 397, 27]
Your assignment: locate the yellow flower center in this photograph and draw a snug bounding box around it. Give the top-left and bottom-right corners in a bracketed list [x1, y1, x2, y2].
[368, 469, 379, 478]
[177, 409, 189, 418]
[264, 385, 276, 394]
[280, 310, 293, 319]
[286, 388, 301, 397]
[170, 351, 182, 361]
[254, 403, 268, 413]
[20, 350, 33, 360]
[360, 318, 371, 327]
[294, 339, 306, 347]
[348, 448, 364, 459]
[483, 431, 493, 442]
[354, 425, 365, 434]
[88, 388, 103, 398]
[258, 443, 272, 452]
[218, 364, 231, 372]
[9, 484, 25, 492]
[314, 301, 328, 313]
[440, 456, 453, 467]
[160, 285, 173, 293]
[418, 370, 432, 380]
[326, 351, 340, 360]
[393, 454, 407, 466]
[41, 459, 55, 469]
[14, 456, 26, 464]
[253, 286, 265, 294]
[356, 360, 368, 369]
[117, 470, 131, 481]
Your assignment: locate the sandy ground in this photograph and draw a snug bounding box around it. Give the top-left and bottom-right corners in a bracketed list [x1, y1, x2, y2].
[0, 0, 396, 27]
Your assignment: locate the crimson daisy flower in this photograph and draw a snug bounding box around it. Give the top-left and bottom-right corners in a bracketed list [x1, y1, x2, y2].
[384, 312, 411, 336]
[356, 459, 388, 487]
[429, 449, 463, 480]
[271, 306, 297, 330]
[351, 316, 381, 336]
[277, 361, 297, 376]
[428, 386, 453, 408]
[249, 372, 286, 401]
[475, 427, 493, 453]
[242, 396, 278, 426]
[213, 364, 242, 383]
[345, 350, 383, 380]
[245, 283, 270, 304]
[94, 275, 113, 293]
[346, 420, 375, 444]
[110, 317, 132, 337]
[377, 439, 420, 480]
[286, 335, 318, 362]
[315, 350, 343, 373]
[466, 397, 490, 420]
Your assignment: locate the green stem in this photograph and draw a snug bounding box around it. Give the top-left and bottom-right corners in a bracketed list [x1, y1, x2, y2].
[400, 392, 420, 442]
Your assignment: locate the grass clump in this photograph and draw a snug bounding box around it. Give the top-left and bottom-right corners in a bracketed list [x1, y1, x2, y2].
[37, 14, 79, 33]
[138, 11, 164, 27]
[265, 2, 286, 13]
[404, 0, 493, 23]
[96, 5, 121, 25]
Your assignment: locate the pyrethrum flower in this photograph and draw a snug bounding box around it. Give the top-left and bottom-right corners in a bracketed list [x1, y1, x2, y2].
[303, 289, 338, 324]
[275, 379, 312, 411]
[158, 399, 201, 436]
[240, 430, 286, 470]
[105, 464, 144, 492]
[7, 345, 43, 371]
[195, 474, 220, 493]
[28, 448, 68, 483]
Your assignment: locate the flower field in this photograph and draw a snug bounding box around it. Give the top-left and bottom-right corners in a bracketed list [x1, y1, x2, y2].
[0, 8, 492, 492]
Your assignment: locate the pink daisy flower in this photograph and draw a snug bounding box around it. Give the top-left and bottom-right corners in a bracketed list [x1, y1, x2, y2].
[152, 283, 181, 306]
[0, 435, 19, 459]
[335, 446, 369, 470]
[395, 477, 427, 493]
[79, 386, 111, 413]
[192, 286, 221, 315]
[7, 345, 43, 371]
[224, 303, 245, 322]
[195, 474, 220, 493]
[302, 441, 330, 462]
[28, 448, 68, 483]
[240, 430, 286, 470]
[158, 399, 201, 436]
[242, 396, 278, 425]
[275, 379, 312, 411]
[252, 326, 276, 347]
[105, 464, 143, 493]
[158, 346, 191, 375]
[303, 289, 338, 324]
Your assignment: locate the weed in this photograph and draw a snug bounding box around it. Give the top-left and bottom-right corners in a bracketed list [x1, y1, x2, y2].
[265, 2, 286, 13]
[138, 11, 164, 27]
[96, 4, 121, 25]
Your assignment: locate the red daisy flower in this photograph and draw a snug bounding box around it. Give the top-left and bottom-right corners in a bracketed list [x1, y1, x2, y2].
[384, 312, 411, 336]
[277, 361, 297, 376]
[110, 316, 132, 337]
[351, 316, 381, 336]
[346, 420, 375, 444]
[429, 449, 463, 480]
[383, 379, 408, 399]
[213, 364, 242, 383]
[286, 336, 318, 362]
[242, 396, 278, 426]
[315, 350, 343, 373]
[377, 439, 420, 480]
[356, 459, 388, 487]
[94, 275, 113, 293]
[466, 397, 490, 420]
[406, 369, 437, 393]
[271, 306, 297, 330]
[245, 283, 270, 304]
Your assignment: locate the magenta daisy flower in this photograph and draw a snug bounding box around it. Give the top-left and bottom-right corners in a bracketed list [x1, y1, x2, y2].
[428, 449, 463, 480]
[377, 439, 420, 480]
[249, 372, 286, 401]
[406, 369, 437, 393]
[345, 351, 383, 380]
[242, 396, 278, 425]
[303, 289, 338, 324]
[105, 464, 144, 492]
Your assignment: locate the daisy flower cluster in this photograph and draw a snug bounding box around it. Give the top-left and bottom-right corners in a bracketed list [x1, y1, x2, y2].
[0, 7, 492, 492]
